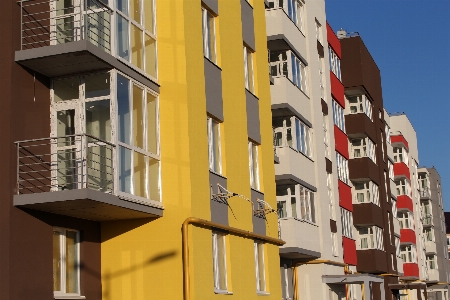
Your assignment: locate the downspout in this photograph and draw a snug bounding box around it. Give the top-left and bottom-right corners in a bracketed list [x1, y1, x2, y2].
[182, 217, 285, 300]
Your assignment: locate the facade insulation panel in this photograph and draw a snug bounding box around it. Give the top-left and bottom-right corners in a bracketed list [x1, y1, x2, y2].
[338, 180, 353, 212]
[403, 263, 420, 278]
[342, 236, 357, 265]
[334, 125, 349, 159]
[397, 195, 414, 212]
[400, 229, 416, 244]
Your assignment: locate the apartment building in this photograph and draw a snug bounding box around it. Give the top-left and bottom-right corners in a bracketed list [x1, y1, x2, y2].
[1, 0, 285, 299]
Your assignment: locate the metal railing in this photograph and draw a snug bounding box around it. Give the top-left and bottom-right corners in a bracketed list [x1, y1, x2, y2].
[420, 188, 431, 199]
[19, 0, 112, 52]
[16, 134, 114, 195]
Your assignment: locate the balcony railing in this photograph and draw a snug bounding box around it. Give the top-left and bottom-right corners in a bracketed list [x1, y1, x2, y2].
[420, 188, 431, 199]
[422, 214, 433, 226]
[19, 0, 111, 52]
[16, 134, 114, 195]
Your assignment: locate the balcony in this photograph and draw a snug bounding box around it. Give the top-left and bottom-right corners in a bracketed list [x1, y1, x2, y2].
[274, 146, 316, 190]
[16, 0, 114, 77]
[423, 214, 433, 227]
[265, 8, 307, 60]
[394, 162, 410, 180]
[427, 269, 439, 282]
[14, 134, 162, 221]
[278, 218, 320, 259]
[420, 188, 431, 199]
[425, 241, 437, 254]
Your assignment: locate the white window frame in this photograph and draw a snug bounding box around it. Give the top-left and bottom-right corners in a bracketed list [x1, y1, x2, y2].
[395, 179, 411, 197]
[268, 50, 307, 93]
[392, 199, 398, 217]
[315, 19, 322, 44]
[353, 181, 380, 206]
[424, 227, 434, 242]
[341, 208, 354, 239]
[244, 46, 255, 93]
[53, 227, 81, 298]
[385, 124, 391, 144]
[357, 226, 384, 250]
[331, 232, 338, 257]
[336, 152, 349, 184]
[400, 245, 416, 263]
[323, 114, 329, 158]
[254, 242, 267, 293]
[249, 141, 260, 190]
[276, 184, 315, 223]
[350, 137, 377, 163]
[347, 94, 373, 120]
[395, 236, 401, 257]
[389, 160, 394, 181]
[273, 116, 313, 159]
[393, 146, 409, 165]
[332, 100, 345, 133]
[327, 173, 335, 220]
[328, 47, 341, 81]
[398, 211, 414, 230]
[426, 255, 436, 270]
[207, 117, 222, 174]
[212, 232, 228, 293]
[202, 6, 217, 63]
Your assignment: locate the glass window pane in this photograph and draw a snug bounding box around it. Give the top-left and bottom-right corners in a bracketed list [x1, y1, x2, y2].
[132, 85, 144, 148]
[144, 35, 157, 78]
[291, 197, 297, 218]
[85, 73, 110, 98]
[117, 15, 130, 60]
[116, 0, 128, 15]
[117, 75, 131, 144]
[257, 244, 265, 290]
[207, 12, 216, 62]
[147, 93, 158, 154]
[217, 235, 227, 290]
[86, 99, 111, 141]
[131, 25, 144, 69]
[53, 230, 62, 292]
[65, 230, 78, 294]
[119, 146, 132, 193]
[149, 158, 160, 201]
[212, 121, 220, 173]
[144, 0, 154, 33]
[54, 77, 79, 102]
[56, 16, 75, 44]
[130, 0, 141, 23]
[133, 151, 147, 198]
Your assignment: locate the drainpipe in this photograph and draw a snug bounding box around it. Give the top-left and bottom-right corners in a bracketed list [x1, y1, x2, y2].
[182, 217, 285, 300]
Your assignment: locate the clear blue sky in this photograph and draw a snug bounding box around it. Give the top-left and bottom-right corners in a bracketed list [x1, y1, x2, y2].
[325, 0, 450, 210]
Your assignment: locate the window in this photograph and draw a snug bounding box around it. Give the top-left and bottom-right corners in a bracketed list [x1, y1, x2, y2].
[350, 137, 376, 163]
[268, 0, 304, 32]
[336, 152, 349, 184]
[202, 7, 216, 63]
[329, 47, 341, 80]
[393, 147, 409, 165]
[357, 226, 384, 250]
[319, 56, 325, 100]
[315, 19, 322, 44]
[385, 124, 391, 144]
[269, 50, 307, 92]
[207, 117, 221, 174]
[212, 233, 228, 293]
[347, 95, 372, 120]
[398, 211, 414, 229]
[116, 0, 157, 78]
[389, 160, 394, 181]
[381, 131, 385, 161]
[395, 179, 411, 197]
[332, 100, 345, 132]
[249, 141, 260, 190]
[244, 46, 255, 93]
[341, 208, 354, 239]
[421, 200, 432, 218]
[117, 73, 161, 202]
[426, 255, 436, 270]
[353, 181, 379, 206]
[392, 199, 398, 217]
[395, 236, 401, 257]
[323, 114, 329, 158]
[424, 228, 434, 242]
[272, 117, 313, 159]
[331, 232, 338, 256]
[53, 228, 80, 297]
[327, 173, 335, 220]
[276, 185, 315, 223]
[254, 242, 266, 293]
[400, 245, 416, 263]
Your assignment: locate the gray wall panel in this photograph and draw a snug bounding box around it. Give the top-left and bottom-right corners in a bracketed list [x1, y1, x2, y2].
[240, 0, 255, 51]
[204, 58, 224, 121]
[202, 0, 219, 15]
[246, 90, 261, 143]
[251, 189, 266, 235]
[210, 172, 228, 225]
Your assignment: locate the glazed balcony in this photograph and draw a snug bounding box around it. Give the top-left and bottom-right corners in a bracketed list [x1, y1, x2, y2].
[14, 134, 162, 221]
[16, 0, 114, 77]
[420, 188, 431, 199]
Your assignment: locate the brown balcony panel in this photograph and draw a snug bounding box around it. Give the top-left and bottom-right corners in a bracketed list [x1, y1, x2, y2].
[356, 249, 388, 273]
[348, 157, 380, 185]
[14, 189, 163, 221]
[353, 203, 383, 228]
[345, 113, 376, 142]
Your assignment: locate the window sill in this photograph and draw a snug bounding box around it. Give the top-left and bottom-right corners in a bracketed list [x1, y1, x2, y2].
[251, 187, 264, 195]
[214, 290, 233, 295]
[245, 88, 259, 99]
[257, 291, 270, 296]
[204, 56, 222, 70]
[54, 295, 86, 299]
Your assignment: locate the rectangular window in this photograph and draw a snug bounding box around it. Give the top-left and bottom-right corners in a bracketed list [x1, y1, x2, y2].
[254, 242, 266, 293]
[244, 46, 255, 93]
[323, 114, 329, 158]
[315, 19, 322, 44]
[341, 208, 354, 239]
[398, 211, 414, 229]
[353, 181, 379, 206]
[393, 147, 409, 165]
[400, 245, 416, 263]
[385, 124, 391, 144]
[273, 117, 313, 159]
[319, 55, 325, 100]
[276, 185, 315, 223]
[389, 160, 394, 181]
[392, 199, 398, 217]
[395, 236, 401, 257]
[424, 228, 434, 242]
[347, 95, 372, 120]
[53, 228, 80, 297]
[269, 50, 307, 92]
[202, 7, 216, 63]
[395, 179, 411, 197]
[327, 173, 335, 220]
[212, 233, 228, 293]
[207, 117, 221, 174]
[331, 232, 338, 256]
[249, 141, 260, 190]
[350, 137, 377, 163]
[357, 226, 384, 250]
[269, 0, 304, 32]
[332, 100, 345, 132]
[328, 47, 341, 80]
[336, 152, 349, 184]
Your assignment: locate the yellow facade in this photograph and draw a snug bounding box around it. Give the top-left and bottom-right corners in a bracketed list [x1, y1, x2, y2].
[101, 0, 281, 299]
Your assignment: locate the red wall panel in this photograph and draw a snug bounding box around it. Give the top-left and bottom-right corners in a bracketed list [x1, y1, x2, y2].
[326, 23, 341, 58]
[403, 263, 419, 278]
[330, 72, 345, 107]
[338, 180, 353, 212]
[397, 195, 414, 212]
[391, 135, 409, 150]
[400, 228, 416, 244]
[334, 125, 349, 159]
[394, 162, 410, 180]
[342, 236, 357, 266]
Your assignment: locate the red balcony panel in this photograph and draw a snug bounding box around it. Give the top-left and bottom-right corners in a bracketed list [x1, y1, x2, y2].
[330, 72, 345, 107]
[403, 263, 419, 278]
[338, 180, 353, 212]
[400, 228, 416, 244]
[394, 162, 410, 180]
[391, 135, 409, 150]
[397, 195, 413, 212]
[334, 126, 349, 159]
[326, 23, 341, 58]
[342, 236, 357, 266]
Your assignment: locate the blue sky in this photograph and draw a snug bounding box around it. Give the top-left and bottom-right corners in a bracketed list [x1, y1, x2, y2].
[325, 0, 450, 210]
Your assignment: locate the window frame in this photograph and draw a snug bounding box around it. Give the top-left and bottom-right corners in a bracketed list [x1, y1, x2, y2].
[398, 211, 414, 230]
[332, 100, 345, 133]
[340, 208, 354, 239]
[357, 225, 384, 251]
[254, 242, 267, 293]
[393, 146, 409, 165]
[269, 50, 307, 93]
[328, 47, 341, 81]
[353, 181, 380, 206]
[350, 136, 377, 163]
[336, 152, 349, 184]
[276, 184, 316, 223]
[244, 46, 255, 93]
[202, 6, 217, 63]
[400, 244, 416, 263]
[248, 141, 260, 191]
[212, 232, 229, 294]
[207, 116, 222, 174]
[347, 94, 373, 120]
[395, 178, 411, 197]
[272, 116, 313, 159]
